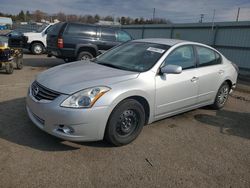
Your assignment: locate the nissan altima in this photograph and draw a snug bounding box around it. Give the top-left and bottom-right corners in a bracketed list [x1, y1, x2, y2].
[26, 38, 238, 146]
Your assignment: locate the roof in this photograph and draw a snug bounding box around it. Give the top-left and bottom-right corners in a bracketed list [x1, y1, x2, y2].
[0, 17, 13, 25]
[133, 38, 187, 46]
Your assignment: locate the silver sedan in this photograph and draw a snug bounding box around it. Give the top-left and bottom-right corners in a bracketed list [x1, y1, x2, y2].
[26, 38, 238, 146]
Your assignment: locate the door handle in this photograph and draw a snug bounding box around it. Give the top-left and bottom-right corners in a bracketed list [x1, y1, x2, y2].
[191, 77, 199, 82]
[218, 70, 224, 75]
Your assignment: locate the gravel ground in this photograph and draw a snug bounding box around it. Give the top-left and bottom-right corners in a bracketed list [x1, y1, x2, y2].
[0, 54, 250, 188]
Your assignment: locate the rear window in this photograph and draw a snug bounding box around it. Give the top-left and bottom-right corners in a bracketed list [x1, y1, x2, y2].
[64, 24, 97, 38]
[48, 22, 65, 34]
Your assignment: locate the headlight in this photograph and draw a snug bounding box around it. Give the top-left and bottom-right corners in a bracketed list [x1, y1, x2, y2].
[61, 86, 110, 108]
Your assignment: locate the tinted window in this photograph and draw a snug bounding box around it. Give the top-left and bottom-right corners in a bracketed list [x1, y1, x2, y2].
[48, 22, 65, 34]
[163, 45, 195, 70]
[65, 24, 96, 38]
[196, 46, 221, 67]
[116, 30, 131, 42]
[101, 28, 116, 41]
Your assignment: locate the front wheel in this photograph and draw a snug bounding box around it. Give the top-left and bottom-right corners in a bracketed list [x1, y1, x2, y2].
[105, 99, 145, 146]
[31, 43, 44, 55]
[211, 82, 230, 109]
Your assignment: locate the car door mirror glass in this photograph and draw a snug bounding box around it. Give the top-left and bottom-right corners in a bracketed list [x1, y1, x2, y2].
[160, 64, 182, 74]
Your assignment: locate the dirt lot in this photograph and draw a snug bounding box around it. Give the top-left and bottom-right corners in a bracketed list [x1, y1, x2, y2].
[0, 54, 250, 188]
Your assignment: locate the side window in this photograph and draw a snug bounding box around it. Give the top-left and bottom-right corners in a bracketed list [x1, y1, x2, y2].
[101, 28, 116, 41]
[116, 30, 131, 42]
[163, 45, 195, 70]
[196, 46, 221, 67]
[65, 24, 96, 38]
[215, 51, 222, 64]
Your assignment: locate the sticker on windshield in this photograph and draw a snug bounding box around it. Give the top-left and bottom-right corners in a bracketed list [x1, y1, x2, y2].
[147, 47, 165, 54]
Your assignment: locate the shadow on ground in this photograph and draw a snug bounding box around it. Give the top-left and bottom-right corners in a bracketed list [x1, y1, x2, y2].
[195, 110, 250, 139]
[0, 97, 111, 151]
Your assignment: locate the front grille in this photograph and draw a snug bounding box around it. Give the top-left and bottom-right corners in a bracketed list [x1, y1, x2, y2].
[31, 81, 60, 101]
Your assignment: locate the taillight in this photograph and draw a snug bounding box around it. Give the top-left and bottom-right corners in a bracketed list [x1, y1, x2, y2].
[57, 38, 64, 48]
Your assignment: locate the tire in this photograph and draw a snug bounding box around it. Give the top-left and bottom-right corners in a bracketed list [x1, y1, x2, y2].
[15, 56, 23, 70]
[5, 62, 14, 74]
[63, 58, 75, 63]
[31, 43, 44, 55]
[105, 99, 145, 146]
[211, 82, 230, 109]
[77, 51, 93, 61]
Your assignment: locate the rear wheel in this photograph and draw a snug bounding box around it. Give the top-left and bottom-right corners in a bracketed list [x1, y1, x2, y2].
[211, 82, 230, 109]
[105, 99, 145, 146]
[5, 62, 14, 74]
[77, 51, 93, 61]
[31, 43, 44, 55]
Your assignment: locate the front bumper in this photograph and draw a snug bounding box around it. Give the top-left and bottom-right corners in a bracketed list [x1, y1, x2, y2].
[26, 90, 110, 142]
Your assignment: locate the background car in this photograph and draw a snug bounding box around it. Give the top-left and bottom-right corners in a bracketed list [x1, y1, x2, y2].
[23, 23, 54, 55]
[46, 22, 132, 62]
[26, 38, 238, 146]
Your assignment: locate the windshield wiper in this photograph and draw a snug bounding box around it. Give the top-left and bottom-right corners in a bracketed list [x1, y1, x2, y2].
[98, 62, 122, 70]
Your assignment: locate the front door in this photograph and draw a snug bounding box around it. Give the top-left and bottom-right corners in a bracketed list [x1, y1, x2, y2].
[155, 45, 198, 119]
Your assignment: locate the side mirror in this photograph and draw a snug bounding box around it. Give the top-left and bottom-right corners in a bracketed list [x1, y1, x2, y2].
[160, 64, 182, 74]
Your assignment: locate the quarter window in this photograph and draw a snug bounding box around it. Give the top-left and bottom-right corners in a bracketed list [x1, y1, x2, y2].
[196, 46, 221, 67]
[116, 30, 131, 42]
[163, 45, 195, 70]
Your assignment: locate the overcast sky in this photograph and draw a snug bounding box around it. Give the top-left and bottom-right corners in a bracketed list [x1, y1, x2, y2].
[1, 0, 250, 23]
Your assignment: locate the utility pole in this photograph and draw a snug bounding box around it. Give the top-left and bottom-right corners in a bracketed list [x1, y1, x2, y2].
[153, 8, 155, 22]
[199, 14, 204, 23]
[236, 7, 240, 22]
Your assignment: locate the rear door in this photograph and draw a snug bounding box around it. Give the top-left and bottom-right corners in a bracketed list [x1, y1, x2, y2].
[194, 45, 226, 103]
[155, 45, 199, 118]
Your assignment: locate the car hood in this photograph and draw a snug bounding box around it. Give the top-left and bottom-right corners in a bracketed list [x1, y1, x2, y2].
[23, 32, 40, 36]
[36, 61, 139, 94]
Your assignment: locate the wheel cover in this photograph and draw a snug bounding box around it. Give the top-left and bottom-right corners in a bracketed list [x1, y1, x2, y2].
[80, 55, 91, 61]
[217, 85, 229, 105]
[116, 109, 139, 137]
[34, 45, 42, 54]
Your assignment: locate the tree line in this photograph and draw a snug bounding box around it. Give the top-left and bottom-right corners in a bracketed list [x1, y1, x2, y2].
[0, 10, 171, 25]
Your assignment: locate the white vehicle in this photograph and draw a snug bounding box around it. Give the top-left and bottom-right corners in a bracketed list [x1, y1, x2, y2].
[24, 23, 54, 55]
[26, 39, 238, 146]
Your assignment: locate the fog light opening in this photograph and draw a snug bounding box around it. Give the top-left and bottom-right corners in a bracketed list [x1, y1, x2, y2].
[57, 125, 74, 134]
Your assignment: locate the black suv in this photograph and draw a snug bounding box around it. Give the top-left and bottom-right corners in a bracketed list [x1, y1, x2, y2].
[47, 22, 132, 62]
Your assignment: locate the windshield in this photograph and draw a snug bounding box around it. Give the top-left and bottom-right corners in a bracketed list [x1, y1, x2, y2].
[95, 42, 170, 72]
[36, 24, 49, 33]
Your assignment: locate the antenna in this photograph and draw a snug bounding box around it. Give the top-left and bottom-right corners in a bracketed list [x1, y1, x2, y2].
[236, 7, 240, 22]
